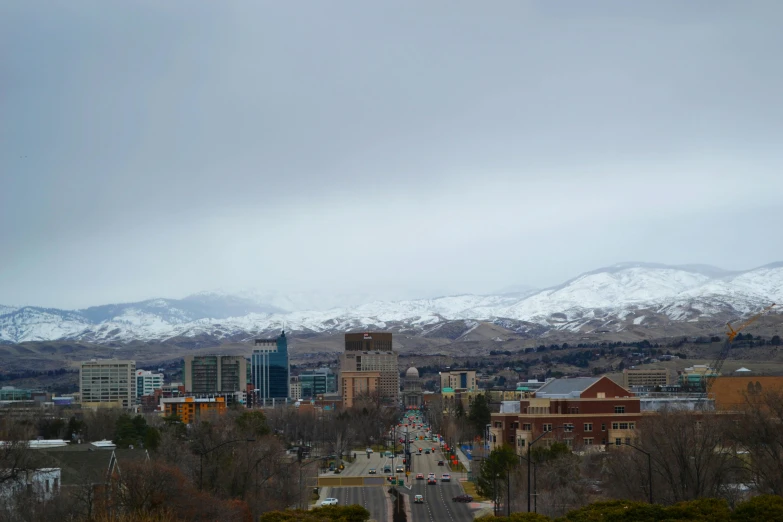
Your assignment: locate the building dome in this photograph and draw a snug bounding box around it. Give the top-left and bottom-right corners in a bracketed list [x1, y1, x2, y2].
[405, 367, 420, 378]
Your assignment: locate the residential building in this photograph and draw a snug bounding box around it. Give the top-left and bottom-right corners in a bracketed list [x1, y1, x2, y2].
[440, 369, 477, 392]
[622, 369, 669, 388]
[0, 468, 61, 501]
[341, 332, 399, 404]
[489, 376, 641, 454]
[298, 368, 337, 398]
[183, 355, 247, 394]
[161, 396, 226, 424]
[253, 331, 290, 402]
[135, 370, 164, 398]
[402, 367, 423, 409]
[341, 371, 381, 408]
[79, 359, 136, 409]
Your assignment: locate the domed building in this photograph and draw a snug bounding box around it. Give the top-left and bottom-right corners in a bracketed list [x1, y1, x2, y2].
[402, 366, 423, 408]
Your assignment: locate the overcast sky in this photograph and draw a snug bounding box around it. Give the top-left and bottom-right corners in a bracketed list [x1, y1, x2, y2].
[2, 1, 783, 309]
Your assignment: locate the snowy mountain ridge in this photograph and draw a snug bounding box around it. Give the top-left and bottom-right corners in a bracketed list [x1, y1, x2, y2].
[0, 262, 780, 344]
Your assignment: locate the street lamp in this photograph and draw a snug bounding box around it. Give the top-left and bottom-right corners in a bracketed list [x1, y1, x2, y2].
[194, 438, 255, 491]
[623, 441, 653, 504]
[527, 426, 564, 512]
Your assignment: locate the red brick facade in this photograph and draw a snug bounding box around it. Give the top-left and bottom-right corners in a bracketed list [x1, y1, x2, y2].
[490, 376, 642, 452]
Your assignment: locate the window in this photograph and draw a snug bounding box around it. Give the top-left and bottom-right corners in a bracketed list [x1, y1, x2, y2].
[522, 423, 532, 431]
[564, 439, 573, 447]
[601, 423, 606, 431]
[564, 423, 574, 432]
[45, 480, 50, 492]
[53, 478, 59, 491]
[584, 423, 593, 432]
[597, 392, 605, 398]
[612, 422, 619, 430]
[629, 422, 635, 430]
[494, 422, 502, 428]
[615, 405, 625, 414]
[543, 423, 552, 432]
[518, 439, 525, 447]
[619, 423, 628, 430]
[615, 438, 622, 446]
[602, 438, 607, 445]
[584, 437, 593, 445]
[513, 422, 519, 429]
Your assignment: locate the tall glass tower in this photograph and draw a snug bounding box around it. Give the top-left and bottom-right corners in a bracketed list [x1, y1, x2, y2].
[252, 331, 289, 403]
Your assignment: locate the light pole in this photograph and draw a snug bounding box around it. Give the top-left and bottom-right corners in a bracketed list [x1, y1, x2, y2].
[527, 426, 564, 512]
[623, 441, 653, 504]
[195, 438, 255, 491]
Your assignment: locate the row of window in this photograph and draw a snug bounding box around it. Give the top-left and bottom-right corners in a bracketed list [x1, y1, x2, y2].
[516, 437, 632, 447]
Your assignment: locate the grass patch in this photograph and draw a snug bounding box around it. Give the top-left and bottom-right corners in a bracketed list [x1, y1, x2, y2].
[449, 461, 467, 473]
[461, 480, 488, 501]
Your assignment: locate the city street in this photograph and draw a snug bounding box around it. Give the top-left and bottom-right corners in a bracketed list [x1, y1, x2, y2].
[329, 418, 475, 522]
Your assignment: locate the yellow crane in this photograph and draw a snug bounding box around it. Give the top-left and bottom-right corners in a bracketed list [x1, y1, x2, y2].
[703, 303, 777, 398]
[726, 303, 777, 342]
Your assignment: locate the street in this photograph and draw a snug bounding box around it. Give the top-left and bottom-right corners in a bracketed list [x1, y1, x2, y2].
[329, 418, 476, 522]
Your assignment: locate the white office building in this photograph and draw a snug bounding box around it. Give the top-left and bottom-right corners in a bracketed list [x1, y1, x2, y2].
[136, 369, 164, 398]
[80, 359, 136, 409]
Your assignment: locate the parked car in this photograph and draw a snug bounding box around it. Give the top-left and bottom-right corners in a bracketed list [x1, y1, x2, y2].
[368, 468, 377, 474]
[452, 495, 473, 503]
[441, 474, 451, 482]
[321, 498, 339, 506]
[366, 447, 373, 454]
[414, 495, 424, 504]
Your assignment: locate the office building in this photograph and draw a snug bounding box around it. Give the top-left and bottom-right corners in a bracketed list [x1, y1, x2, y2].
[80, 359, 136, 409]
[161, 396, 226, 425]
[340, 332, 399, 404]
[622, 369, 669, 388]
[440, 369, 477, 392]
[253, 331, 290, 402]
[341, 371, 381, 408]
[298, 368, 337, 398]
[290, 378, 302, 401]
[489, 376, 641, 453]
[135, 370, 164, 398]
[183, 355, 247, 394]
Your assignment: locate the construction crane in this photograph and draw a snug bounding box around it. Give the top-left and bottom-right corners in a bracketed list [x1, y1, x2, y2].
[702, 303, 777, 398]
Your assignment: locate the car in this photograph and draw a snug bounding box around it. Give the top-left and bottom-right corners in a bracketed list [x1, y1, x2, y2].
[441, 474, 451, 482]
[369, 468, 377, 474]
[416, 473, 424, 480]
[427, 478, 437, 485]
[437, 460, 445, 466]
[321, 498, 339, 506]
[452, 494, 473, 503]
[428, 472, 435, 478]
[424, 449, 430, 454]
[387, 476, 395, 482]
[414, 495, 424, 504]
[396, 466, 404, 473]
[383, 466, 391, 473]
[366, 448, 373, 454]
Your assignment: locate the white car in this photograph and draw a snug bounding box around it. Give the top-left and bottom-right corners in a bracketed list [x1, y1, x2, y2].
[321, 498, 339, 506]
[366, 448, 373, 454]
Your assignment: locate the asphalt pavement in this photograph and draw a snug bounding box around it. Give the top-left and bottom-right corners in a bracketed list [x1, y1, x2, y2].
[326, 419, 476, 522]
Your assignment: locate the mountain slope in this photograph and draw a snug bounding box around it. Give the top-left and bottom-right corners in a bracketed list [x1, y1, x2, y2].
[1, 263, 780, 344]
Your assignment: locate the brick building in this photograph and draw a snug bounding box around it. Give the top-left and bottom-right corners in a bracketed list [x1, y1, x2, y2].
[489, 376, 641, 453]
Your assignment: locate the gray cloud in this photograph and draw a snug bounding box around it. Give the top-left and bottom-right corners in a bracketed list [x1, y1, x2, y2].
[2, 1, 783, 308]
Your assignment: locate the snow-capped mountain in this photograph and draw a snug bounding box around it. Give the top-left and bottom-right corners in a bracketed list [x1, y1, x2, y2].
[1, 262, 781, 344]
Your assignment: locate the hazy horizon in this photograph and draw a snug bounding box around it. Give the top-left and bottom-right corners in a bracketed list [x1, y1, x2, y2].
[3, 1, 783, 309]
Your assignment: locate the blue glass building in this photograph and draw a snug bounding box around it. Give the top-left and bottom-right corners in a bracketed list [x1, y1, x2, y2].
[252, 331, 290, 401]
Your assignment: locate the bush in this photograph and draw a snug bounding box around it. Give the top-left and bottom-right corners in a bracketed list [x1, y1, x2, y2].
[732, 495, 783, 522]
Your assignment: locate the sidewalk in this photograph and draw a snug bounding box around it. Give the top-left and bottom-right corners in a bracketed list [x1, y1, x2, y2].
[455, 446, 472, 474]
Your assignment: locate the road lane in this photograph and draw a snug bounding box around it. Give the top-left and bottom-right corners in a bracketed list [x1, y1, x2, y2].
[331, 486, 388, 522]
